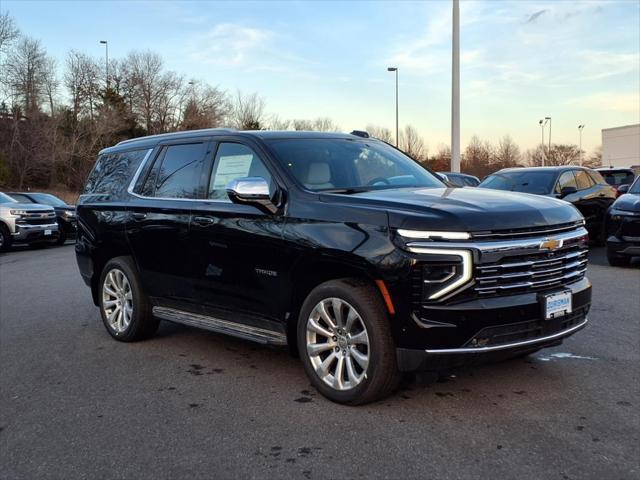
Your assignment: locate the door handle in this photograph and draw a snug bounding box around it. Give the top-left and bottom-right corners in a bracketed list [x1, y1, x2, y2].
[193, 216, 215, 226]
[131, 212, 147, 220]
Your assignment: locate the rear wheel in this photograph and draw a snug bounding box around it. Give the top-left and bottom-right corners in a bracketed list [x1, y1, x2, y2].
[297, 279, 400, 405]
[0, 224, 12, 252]
[99, 257, 159, 341]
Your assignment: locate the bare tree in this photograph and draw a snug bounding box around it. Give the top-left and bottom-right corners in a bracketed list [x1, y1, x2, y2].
[0, 12, 19, 54]
[400, 125, 427, 161]
[42, 57, 58, 115]
[180, 82, 230, 130]
[462, 135, 494, 178]
[494, 135, 521, 169]
[4, 36, 47, 115]
[366, 124, 393, 144]
[588, 145, 602, 168]
[65, 51, 101, 121]
[266, 114, 291, 130]
[229, 91, 265, 130]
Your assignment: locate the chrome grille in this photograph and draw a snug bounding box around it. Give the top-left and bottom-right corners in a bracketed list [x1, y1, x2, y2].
[475, 243, 588, 296]
[18, 211, 56, 226]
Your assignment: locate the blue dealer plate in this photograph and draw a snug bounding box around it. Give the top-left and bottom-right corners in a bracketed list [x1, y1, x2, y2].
[544, 291, 572, 320]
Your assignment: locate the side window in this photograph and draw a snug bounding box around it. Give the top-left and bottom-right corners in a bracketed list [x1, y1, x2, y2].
[84, 149, 149, 197]
[556, 171, 578, 193]
[208, 143, 272, 200]
[575, 170, 594, 190]
[141, 143, 205, 199]
[588, 171, 606, 185]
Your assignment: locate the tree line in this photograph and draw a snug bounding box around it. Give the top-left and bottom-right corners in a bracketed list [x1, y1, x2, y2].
[0, 12, 601, 193]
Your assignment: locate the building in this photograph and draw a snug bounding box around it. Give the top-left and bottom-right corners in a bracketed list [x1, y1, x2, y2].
[601, 124, 640, 168]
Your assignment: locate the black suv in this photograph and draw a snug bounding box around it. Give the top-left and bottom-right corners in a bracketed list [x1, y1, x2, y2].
[479, 166, 616, 244]
[76, 129, 592, 404]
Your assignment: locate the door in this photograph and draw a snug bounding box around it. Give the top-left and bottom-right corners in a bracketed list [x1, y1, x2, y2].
[189, 140, 287, 329]
[126, 140, 210, 310]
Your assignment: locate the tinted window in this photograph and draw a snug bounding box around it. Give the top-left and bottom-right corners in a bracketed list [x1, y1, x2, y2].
[588, 170, 606, 185]
[209, 143, 272, 200]
[8, 193, 33, 203]
[574, 170, 594, 190]
[463, 176, 479, 187]
[630, 177, 640, 194]
[267, 138, 443, 191]
[479, 171, 556, 194]
[85, 149, 149, 197]
[142, 143, 205, 199]
[600, 170, 635, 187]
[556, 171, 578, 193]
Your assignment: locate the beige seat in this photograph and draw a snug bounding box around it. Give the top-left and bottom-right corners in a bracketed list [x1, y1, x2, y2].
[304, 162, 334, 190]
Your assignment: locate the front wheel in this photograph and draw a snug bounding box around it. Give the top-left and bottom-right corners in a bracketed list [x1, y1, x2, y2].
[297, 279, 400, 405]
[0, 224, 12, 252]
[607, 249, 631, 267]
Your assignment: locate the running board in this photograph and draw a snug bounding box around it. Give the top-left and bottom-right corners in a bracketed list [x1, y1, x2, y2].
[152, 306, 287, 346]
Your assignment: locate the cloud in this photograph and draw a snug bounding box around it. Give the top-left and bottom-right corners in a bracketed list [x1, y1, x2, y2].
[566, 92, 640, 113]
[188, 23, 274, 67]
[525, 10, 547, 24]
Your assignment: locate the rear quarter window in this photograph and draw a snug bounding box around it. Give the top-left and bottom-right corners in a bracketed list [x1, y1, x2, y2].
[84, 149, 150, 198]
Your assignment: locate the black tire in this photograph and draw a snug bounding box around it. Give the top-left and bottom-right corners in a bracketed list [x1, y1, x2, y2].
[98, 256, 159, 342]
[297, 278, 401, 405]
[0, 223, 12, 252]
[607, 250, 630, 267]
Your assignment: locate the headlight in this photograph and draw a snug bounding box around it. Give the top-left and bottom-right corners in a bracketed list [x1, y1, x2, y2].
[63, 209, 76, 218]
[9, 209, 27, 216]
[397, 229, 471, 240]
[410, 248, 473, 300]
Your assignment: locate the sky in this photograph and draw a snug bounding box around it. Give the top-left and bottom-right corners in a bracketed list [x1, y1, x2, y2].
[3, 0, 639, 154]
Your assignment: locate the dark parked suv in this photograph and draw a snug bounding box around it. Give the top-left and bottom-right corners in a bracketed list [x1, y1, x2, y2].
[76, 129, 592, 404]
[479, 166, 616, 244]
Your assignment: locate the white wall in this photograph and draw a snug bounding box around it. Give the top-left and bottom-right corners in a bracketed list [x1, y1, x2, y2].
[601, 124, 640, 168]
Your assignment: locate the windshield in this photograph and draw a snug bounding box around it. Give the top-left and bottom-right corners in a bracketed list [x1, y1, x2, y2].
[28, 193, 66, 206]
[0, 192, 17, 204]
[479, 171, 556, 194]
[266, 138, 444, 192]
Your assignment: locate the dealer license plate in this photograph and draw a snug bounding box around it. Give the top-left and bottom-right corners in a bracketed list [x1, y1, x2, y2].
[44, 229, 52, 236]
[544, 291, 572, 320]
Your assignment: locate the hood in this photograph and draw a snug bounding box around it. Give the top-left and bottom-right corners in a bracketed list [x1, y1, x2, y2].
[0, 202, 55, 211]
[320, 187, 583, 232]
[612, 193, 640, 212]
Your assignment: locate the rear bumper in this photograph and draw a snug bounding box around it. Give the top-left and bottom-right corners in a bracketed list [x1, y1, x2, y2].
[12, 222, 60, 243]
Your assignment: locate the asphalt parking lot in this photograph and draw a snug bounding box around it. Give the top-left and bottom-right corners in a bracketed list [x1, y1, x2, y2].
[0, 245, 638, 480]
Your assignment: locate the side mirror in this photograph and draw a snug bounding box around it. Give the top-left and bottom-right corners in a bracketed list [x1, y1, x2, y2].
[226, 177, 279, 214]
[617, 184, 630, 194]
[560, 186, 577, 198]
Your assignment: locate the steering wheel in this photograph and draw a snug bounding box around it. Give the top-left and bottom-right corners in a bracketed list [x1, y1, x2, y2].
[366, 177, 391, 186]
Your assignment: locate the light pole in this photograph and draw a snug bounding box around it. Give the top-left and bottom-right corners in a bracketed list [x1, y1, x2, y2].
[387, 67, 398, 147]
[99, 40, 109, 90]
[578, 124, 585, 166]
[539, 119, 548, 166]
[546, 116, 552, 157]
[451, 0, 461, 173]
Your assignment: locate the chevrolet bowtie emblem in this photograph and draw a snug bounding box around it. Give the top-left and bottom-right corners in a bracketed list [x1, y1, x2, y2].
[539, 238, 563, 250]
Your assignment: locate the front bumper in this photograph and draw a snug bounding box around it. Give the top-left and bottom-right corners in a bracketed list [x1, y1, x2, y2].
[12, 222, 60, 243]
[607, 236, 640, 257]
[395, 277, 591, 372]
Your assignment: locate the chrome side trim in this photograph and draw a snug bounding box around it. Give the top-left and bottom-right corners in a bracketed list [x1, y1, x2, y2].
[424, 318, 588, 354]
[407, 227, 588, 253]
[152, 306, 287, 346]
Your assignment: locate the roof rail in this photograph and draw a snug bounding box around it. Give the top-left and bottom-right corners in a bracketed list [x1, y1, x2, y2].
[116, 128, 236, 146]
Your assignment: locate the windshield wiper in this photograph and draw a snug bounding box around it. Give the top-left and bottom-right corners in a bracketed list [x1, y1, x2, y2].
[318, 187, 373, 194]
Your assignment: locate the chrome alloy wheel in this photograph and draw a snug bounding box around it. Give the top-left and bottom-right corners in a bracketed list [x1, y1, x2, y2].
[306, 298, 370, 391]
[102, 268, 133, 333]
